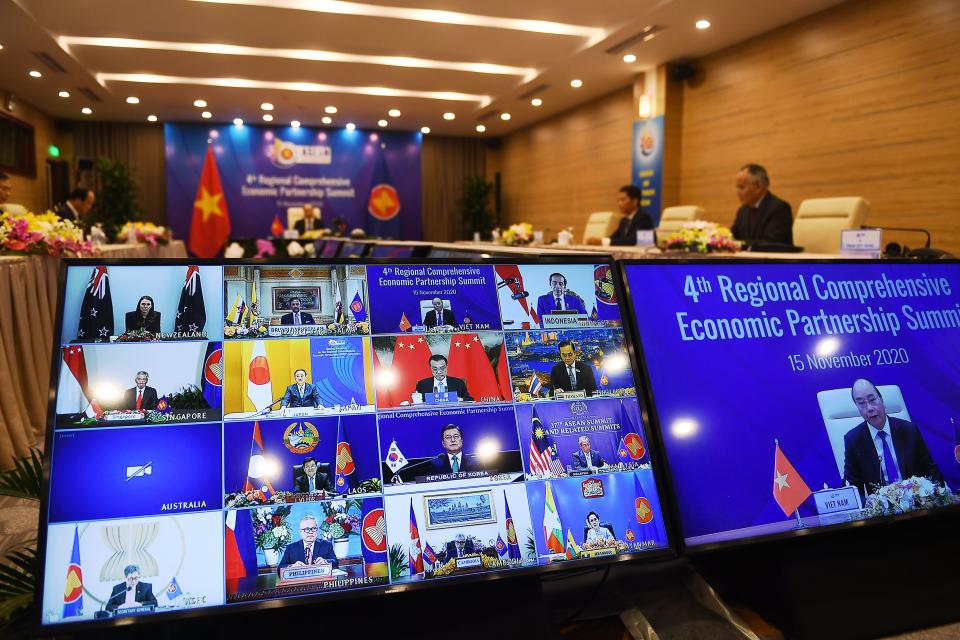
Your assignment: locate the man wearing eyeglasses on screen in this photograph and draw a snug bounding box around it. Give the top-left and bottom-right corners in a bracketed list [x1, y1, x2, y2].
[105, 564, 157, 612]
[277, 514, 338, 575]
[842, 378, 943, 497]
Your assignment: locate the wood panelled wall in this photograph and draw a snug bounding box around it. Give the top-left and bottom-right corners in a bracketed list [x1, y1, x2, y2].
[489, 87, 634, 236]
[678, 0, 960, 253]
[1, 98, 69, 212]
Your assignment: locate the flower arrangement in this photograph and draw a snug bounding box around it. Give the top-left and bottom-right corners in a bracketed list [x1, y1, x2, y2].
[225, 490, 293, 508]
[253, 506, 294, 550]
[862, 476, 958, 518]
[319, 500, 362, 539]
[662, 220, 741, 254]
[223, 323, 268, 338]
[499, 223, 534, 246]
[115, 328, 158, 342]
[0, 211, 93, 256]
[119, 221, 170, 246]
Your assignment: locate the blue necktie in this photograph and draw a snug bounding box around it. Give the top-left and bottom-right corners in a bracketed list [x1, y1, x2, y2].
[878, 431, 900, 483]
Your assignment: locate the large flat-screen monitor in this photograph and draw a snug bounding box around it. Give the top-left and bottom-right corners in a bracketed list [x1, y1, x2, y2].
[38, 258, 672, 629]
[622, 260, 960, 550]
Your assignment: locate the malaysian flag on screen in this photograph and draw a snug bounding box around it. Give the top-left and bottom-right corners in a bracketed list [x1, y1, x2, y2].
[529, 406, 564, 477]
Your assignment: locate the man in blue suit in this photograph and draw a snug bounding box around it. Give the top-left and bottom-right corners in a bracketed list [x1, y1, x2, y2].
[536, 273, 588, 327]
[281, 369, 322, 409]
[571, 435, 606, 471]
[842, 378, 943, 497]
[277, 515, 338, 576]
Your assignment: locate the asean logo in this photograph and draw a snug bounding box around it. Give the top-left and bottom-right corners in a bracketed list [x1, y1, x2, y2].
[368, 184, 400, 221]
[638, 123, 656, 157]
[622, 433, 646, 460]
[268, 139, 297, 168]
[350, 299, 363, 314]
[204, 348, 223, 387]
[635, 497, 654, 524]
[625, 527, 636, 542]
[283, 421, 319, 454]
[362, 508, 387, 552]
[593, 265, 617, 304]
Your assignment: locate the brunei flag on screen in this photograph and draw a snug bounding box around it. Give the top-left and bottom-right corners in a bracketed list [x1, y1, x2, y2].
[188, 145, 232, 258]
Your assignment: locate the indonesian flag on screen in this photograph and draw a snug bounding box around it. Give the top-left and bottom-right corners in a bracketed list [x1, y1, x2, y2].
[58, 346, 100, 417]
[247, 340, 272, 411]
[773, 440, 812, 517]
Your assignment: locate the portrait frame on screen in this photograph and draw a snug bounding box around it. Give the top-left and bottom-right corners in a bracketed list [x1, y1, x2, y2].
[618, 257, 960, 554]
[37, 255, 676, 632]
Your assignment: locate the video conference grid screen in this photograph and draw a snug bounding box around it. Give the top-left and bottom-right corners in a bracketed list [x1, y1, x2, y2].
[622, 261, 960, 549]
[40, 260, 670, 626]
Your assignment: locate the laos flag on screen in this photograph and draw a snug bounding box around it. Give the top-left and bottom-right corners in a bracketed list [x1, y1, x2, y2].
[48, 424, 222, 523]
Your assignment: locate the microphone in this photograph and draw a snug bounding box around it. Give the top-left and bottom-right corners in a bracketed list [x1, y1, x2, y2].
[254, 396, 285, 416]
[863, 225, 931, 248]
[511, 291, 530, 300]
[126, 586, 132, 592]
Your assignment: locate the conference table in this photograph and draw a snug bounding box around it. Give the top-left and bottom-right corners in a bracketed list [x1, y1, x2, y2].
[0, 241, 187, 469]
[450, 240, 851, 260]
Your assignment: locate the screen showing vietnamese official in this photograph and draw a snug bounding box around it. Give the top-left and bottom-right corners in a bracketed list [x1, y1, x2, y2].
[39, 260, 670, 628]
[623, 261, 960, 548]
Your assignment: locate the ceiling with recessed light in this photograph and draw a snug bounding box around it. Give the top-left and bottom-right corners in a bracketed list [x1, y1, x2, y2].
[0, 0, 845, 135]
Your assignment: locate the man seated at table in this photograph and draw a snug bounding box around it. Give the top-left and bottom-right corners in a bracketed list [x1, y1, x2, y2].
[281, 369, 323, 409]
[294, 456, 334, 493]
[424, 297, 457, 329]
[585, 185, 653, 246]
[549, 341, 597, 397]
[427, 424, 481, 474]
[294, 203, 324, 234]
[277, 515, 339, 576]
[730, 164, 793, 247]
[415, 355, 473, 401]
[105, 564, 158, 612]
[280, 297, 316, 325]
[536, 273, 587, 326]
[445, 533, 476, 559]
[122, 371, 158, 411]
[56, 187, 96, 225]
[571, 436, 606, 471]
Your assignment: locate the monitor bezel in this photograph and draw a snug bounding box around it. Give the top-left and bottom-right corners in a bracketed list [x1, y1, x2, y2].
[35, 255, 676, 633]
[617, 257, 960, 554]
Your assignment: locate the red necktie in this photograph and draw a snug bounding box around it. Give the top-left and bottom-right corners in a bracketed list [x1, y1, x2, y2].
[305, 544, 313, 565]
[136, 390, 143, 410]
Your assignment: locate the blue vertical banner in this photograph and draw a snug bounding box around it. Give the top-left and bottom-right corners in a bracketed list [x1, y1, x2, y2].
[631, 116, 664, 225]
[164, 124, 422, 243]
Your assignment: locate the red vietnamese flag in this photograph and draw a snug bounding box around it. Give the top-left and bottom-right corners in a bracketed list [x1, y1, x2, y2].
[378, 335, 432, 407]
[188, 145, 232, 258]
[270, 214, 284, 237]
[446, 333, 502, 401]
[773, 440, 812, 517]
[495, 342, 513, 402]
[398, 312, 412, 332]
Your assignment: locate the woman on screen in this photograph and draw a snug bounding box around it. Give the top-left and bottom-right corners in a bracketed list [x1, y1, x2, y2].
[584, 511, 615, 545]
[125, 295, 161, 333]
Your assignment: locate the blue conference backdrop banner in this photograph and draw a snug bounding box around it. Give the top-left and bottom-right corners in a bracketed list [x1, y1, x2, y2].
[164, 123, 423, 244]
[631, 116, 664, 224]
[624, 262, 960, 543]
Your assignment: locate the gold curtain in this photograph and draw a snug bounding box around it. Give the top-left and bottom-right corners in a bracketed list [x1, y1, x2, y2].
[72, 122, 167, 224]
[420, 137, 486, 242]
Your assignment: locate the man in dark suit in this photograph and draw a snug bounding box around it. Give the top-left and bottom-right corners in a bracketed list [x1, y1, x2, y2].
[415, 354, 473, 401]
[584, 185, 653, 246]
[122, 371, 158, 411]
[427, 424, 482, 474]
[280, 298, 316, 325]
[293, 203, 324, 234]
[550, 340, 597, 397]
[424, 298, 457, 328]
[445, 534, 476, 558]
[536, 273, 588, 327]
[277, 515, 339, 576]
[294, 456, 333, 493]
[842, 378, 944, 496]
[730, 164, 793, 247]
[105, 564, 158, 612]
[571, 436, 606, 470]
[56, 187, 95, 225]
[281, 369, 323, 409]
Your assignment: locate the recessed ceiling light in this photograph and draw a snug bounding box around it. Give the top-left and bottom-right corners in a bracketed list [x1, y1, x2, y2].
[623, 54, 637, 63]
[531, 98, 542, 107]
[420, 126, 430, 134]
[325, 105, 338, 114]
[81, 107, 92, 115]
[29, 70, 42, 78]
[321, 116, 332, 124]
[378, 119, 388, 127]
[643, 33, 656, 42]
[262, 113, 273, 121]
[345, 122, 356, 130]
[476, 124, 486, 133]
[260, 102, 274, 111]
[0, 44, 4, 51]
[58, 90, 70, 98]
[202, 111, 212, 118]
[570, 79, 583, 88]
[500, 112, 511, 121]
[291, 120, 301, 128]
[147, 114, 158, 122]
[443, 112, 455, 120]
[233, 118, 244, 126]
[696, 19, 711, 30]
[387, 108, 401, 117]
[194, 99, 207, 107]
[126, 96, 140, 104]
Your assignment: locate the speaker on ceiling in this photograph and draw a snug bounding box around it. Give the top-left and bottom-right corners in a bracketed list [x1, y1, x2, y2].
[669, 61, 698, 82]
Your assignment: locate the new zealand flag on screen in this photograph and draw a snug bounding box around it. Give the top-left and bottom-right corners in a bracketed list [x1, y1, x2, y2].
[175, 265, 206, 334]
[76, 266, 114, 342]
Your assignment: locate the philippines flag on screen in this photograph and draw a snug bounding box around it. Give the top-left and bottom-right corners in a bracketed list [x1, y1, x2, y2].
[61, 525, 83, 618]
[225, 510, 257, 582]
[408, 498, 424, 575]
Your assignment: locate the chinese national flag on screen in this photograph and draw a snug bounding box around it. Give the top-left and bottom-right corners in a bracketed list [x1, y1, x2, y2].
[773, 440, 812, 517]
[188, 145, 231, 258]
[380, 335, 432, 407]
[446, 333, 503, 401]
